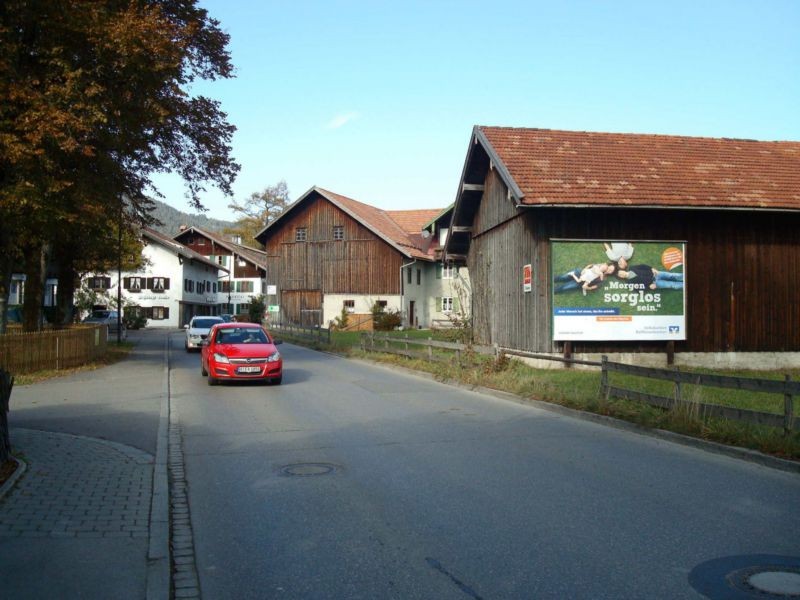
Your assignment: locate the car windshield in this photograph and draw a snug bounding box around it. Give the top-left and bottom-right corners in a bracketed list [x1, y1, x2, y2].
[215, 328, 269, 345]
[90, 311, 112, 319]
[192, 318, 221, 329]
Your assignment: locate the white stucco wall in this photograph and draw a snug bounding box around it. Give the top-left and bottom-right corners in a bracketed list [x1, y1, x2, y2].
[402, 263, 471, 328]
[322, 294, 401, 327]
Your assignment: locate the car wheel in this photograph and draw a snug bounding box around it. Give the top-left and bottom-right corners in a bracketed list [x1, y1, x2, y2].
[185, 343, 190, 353]
[272, 375, 282, 385]
[207, 374, 217, 386]
[201, 362, 207, 376]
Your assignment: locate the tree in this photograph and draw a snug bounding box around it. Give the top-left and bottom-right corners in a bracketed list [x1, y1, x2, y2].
[224, 181, 291, 246]
[0, 0, 239, 331]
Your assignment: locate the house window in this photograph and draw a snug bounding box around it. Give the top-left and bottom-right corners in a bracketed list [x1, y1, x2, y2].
[376, 300, 387, 310]
[343, 299, 355, 313]
[125, 277, 143, 292]
[220, 281, 231, 293]
[206, 280, 211, 293]
[197, 238, 206, 246]
[213, 283, 217, 293]
[87, 276, 111, 290]
[437, 263, 455, 280]
[441, 297, 453, 313]
[295, 227, 307, 242]
[151, 306, 169, 320]
[333, 226, 344, 241]
[217, 255, 228, 266]
[235, 281, 254, 293]
[416, 269, 421, 285]
[150, 277, 168, 292]
[407, 268, 412, 284]
[237, 259, 247, 267]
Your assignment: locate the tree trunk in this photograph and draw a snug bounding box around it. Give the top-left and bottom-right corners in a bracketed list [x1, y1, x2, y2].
[22, 242, 49, 332]
[0, 368, 13, 464]
[55, 247, 78, 327]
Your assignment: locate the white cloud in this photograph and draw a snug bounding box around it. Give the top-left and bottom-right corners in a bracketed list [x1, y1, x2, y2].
[326, 111, 360, 130]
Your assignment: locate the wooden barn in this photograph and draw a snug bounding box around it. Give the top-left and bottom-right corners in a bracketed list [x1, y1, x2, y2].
[254, 187, 440, 328]
[445, 126, 800, 367]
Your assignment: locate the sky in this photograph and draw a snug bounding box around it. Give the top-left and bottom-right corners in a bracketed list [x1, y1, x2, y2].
[152, 0, 800, 220]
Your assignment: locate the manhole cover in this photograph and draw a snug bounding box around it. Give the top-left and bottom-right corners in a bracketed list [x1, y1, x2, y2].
[748, 571, 800, 596]
[690, 555, 800, 599]
[281, 463, 337, 477]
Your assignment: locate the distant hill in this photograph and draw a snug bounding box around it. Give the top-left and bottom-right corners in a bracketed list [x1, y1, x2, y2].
[148, 198, 234, 237]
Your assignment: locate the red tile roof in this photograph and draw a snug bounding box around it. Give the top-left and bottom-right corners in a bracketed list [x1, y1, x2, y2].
[386, 209, 442, 233]
[478, 126, 800, 210]
[302, 188, 440, 260]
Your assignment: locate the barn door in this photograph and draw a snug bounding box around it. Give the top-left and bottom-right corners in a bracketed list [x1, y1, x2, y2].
[281, 290, 322, 327]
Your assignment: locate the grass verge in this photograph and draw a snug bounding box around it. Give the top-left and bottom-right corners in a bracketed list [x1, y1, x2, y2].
[283, 331, 800, 461]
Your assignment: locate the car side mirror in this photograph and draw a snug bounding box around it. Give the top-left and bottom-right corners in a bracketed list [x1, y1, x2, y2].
[201, 340, 209, 346]
[273, 339, 283, 345]
[183, 324, 189, 329]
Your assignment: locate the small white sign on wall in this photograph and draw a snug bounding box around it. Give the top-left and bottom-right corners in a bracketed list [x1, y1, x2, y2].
[266, 285, 277, 295]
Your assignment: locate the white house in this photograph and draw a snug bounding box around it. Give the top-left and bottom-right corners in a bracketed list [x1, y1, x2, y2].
[81, 227, 228, 328]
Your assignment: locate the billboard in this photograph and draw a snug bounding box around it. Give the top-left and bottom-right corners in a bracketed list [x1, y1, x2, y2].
[551, 240, 686, 341]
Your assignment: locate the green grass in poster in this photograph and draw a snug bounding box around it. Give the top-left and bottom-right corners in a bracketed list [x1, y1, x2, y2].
[551, 241, 685, 316]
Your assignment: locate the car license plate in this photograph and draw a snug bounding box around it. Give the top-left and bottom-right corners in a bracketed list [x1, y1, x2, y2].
[237, 366, 261, 374]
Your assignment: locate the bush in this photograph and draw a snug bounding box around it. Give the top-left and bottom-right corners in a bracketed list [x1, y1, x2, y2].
[123, 313, 147, 330]
[247, 294, 266, 324]
[374, 309, 402, 331]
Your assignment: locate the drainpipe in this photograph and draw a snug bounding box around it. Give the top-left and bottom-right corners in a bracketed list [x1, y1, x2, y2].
[399, 259, 417, 328]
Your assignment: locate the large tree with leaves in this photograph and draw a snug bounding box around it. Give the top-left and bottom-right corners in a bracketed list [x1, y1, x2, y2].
[0, 0, 239, 331]
[224, 181, 291, 247]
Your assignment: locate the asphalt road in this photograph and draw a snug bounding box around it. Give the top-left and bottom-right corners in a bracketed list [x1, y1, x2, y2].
[170, 337, 800, 600]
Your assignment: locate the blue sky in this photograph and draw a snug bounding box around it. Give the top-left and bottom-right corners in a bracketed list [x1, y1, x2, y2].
[153, 0, 800, 219]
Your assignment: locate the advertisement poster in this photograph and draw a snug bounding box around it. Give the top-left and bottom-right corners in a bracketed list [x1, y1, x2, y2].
[551, 240, 686, 341]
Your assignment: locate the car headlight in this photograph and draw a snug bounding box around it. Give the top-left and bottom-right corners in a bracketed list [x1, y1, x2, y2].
[213, 352, 229, 364]
[267, 351, 281, 362]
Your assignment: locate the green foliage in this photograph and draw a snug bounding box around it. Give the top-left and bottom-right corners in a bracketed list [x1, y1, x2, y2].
[224, 181, 291, 246]
[333, 307, 350, 330]
[371, 301, 402, 331]
[247, 294, 266, 324]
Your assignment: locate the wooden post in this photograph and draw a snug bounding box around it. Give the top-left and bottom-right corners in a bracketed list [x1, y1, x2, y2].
[563, 341, 572, 369]
[599, 355, 609, 400]
[674, 379, 682, 408]
[0, 368, 14, 463]
[327, 327, 331, 345]
[404, 334, 409, 351]
[785, 374, 794, 436]
[666, 340, 675, 366]
[428, 337, 433, 361]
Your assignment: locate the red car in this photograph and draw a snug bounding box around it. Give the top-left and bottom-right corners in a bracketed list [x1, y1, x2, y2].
[201, 323, 283, 386]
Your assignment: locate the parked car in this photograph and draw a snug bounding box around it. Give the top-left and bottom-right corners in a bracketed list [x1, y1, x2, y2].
[83, 309, 127, 340]
[200, 323, 283, 386]
[220, 314, 234, 323]
[184, 316, 224, 351]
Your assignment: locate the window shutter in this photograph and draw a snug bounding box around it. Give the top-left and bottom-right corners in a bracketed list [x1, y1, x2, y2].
[436, 264, 442, 279]
[163, 278, 170, 290]
[123, 277, 130, 289]
[454, 297, 460, 313]
[435, 296, 442, 312]
[164, 307, 169, 319]
[146, 277, 154, 290]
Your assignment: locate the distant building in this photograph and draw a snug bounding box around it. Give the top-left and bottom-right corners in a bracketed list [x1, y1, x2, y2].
[173, 226, 269, 318]
[81, 227, 227, 328]
[254, 186, 462, 329]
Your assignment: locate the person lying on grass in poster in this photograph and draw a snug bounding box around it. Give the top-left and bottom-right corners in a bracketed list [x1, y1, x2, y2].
[603, 242, 634, 269]
[615, 264, 683, 289]
[554, 263, 616, 295]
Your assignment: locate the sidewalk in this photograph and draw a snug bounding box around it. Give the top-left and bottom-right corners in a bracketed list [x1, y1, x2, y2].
[0, 330, 171, 600]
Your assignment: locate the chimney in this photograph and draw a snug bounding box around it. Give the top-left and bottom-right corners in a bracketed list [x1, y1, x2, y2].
[179, 224, 188, 232]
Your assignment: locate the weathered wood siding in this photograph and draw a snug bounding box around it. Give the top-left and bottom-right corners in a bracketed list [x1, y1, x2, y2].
[262, 194, 405, 297]
[469, 170, 800, 353]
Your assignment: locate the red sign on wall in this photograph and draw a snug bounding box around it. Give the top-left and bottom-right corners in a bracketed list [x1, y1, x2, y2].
[523, 264, 532, 292]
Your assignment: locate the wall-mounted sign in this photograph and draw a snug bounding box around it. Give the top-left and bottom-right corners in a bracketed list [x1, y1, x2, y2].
[551, 240, 686, 341]
[266, 285, 277, 295]
[523, 264, 532, 293]
[267, 305, 280, 313]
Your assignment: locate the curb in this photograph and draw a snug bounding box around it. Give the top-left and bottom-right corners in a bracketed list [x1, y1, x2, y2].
[345, 355, 800, 476]
[0, 456, 27, 501]
[146, 334, 172, 600]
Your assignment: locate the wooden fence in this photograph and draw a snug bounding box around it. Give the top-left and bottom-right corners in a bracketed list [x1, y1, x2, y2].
[599, 356, 799, 434]
[270, 323, 332, 345]
[0, 326, 108, 375]
[360, 333, 798, 433]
